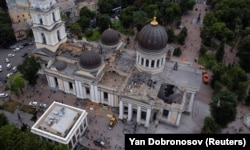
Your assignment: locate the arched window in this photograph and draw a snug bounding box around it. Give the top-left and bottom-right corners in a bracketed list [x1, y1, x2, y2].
[151, 60, 155, 67]
[41, 33, 46, 44]
[57, 30, 60, 41]
[38, 15, 43, 24]
[52, 12, 56, 22]
[157, 59, 160, 67]
[146, 59, 149, 67]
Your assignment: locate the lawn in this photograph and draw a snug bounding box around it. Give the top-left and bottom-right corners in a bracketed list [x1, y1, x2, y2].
[21, 105, 36, 114]
[112, 20, 134, 36]
[0, 100, 20, 113]
[85, 29, 101, 41]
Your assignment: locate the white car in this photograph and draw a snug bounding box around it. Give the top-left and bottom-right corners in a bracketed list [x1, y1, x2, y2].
[39, 103, 48, 108]
[0, 93, 8, 98]
[12, 66, 17, 73]
[8, 53, 15, 57]
[0, 65, 2, 72]
[6, 72, 13, 78]
[29, 101, 39, 107]
[6, 63, 12, 70]
[5, 58, 10, 63]
[13, 48, 20, 52]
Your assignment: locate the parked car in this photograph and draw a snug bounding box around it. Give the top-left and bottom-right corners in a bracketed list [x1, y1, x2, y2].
[12, 66, 17, 73]
[0, 93, 8, 98]
[13, 47, 20, 52]
[8, 53, 15, 57]
[6, 63, 12, 70]
[5, 58, 10, 63]
[29, 101, 39, 107]
[39, 103, 48, 108]
[19, 45, 24, 49]
[0, 65, 2, 72]
[202, 71, 209, 84]
[22, 52, 28, 57]
[10, 45, 16, 49]
[6, 72, 13, 78]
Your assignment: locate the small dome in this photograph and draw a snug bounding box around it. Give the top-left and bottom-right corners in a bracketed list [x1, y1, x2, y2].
[101, 28, 119, 46]
[54, 60, 67, 71]
[79, 50, 102, 69]
[138, 17, 168, 52]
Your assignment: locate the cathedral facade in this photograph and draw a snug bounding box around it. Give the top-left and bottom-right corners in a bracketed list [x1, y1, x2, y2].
[30, 0, 201, 131]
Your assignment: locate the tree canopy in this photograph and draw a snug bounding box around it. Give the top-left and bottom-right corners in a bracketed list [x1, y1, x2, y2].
[201, 116, 221, 134]
[17, 56, 41, 86]
[0, 125, 67, 150]
[6, 75, 25, 98]
[210, 90, 237, 128]
[0, 9, 16, 48]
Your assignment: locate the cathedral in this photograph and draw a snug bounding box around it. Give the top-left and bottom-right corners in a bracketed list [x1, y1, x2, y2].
[30, 0, 202, 129]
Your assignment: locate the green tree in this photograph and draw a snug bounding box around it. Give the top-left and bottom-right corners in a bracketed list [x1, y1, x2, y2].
[166, 27, 175, 43]
[77, 16, 91, 30]
[133, 10, 148, 31]
[0, 8, 16, 48]
[215, 38, 225, 62]
[96, 14, 111, 32]
[17, 56, 41, 86]
[69, 23, 82, 36]
[238, 35, 250, 72]
[162, 2, 181, 23]
[120, 6, 134, 30]
[98, 0, 114, 14]
[179, 0, 196, 14]
[201, 116, 221, 134]
[80, 6, 96, 19]
[210, 90, 237, 128]
[203, 13, 217, 27]
[173, 47, 182, 57]
[0, 124, 68, 150]
[0, 113, 8, 127]
[0, 0, 8, 10]
[6, 75, 25, 98]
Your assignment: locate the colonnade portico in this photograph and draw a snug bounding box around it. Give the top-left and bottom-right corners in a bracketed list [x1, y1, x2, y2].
[118, 101, 152, 127]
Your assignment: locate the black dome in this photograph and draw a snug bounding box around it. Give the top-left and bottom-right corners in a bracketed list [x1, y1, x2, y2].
[79, 50, 102, 69]
[54, 61, 67, 71]
[101, 28, 119, 46]
[138, 18, 168, 52]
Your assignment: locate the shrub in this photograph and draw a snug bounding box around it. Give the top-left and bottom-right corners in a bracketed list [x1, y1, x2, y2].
[173, 47, 182, 57]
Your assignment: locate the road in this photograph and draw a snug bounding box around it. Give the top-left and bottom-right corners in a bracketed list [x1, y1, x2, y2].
[0, 40, 35, 84]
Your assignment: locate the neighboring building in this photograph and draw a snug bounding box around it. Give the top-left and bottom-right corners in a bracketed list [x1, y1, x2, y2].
[29, 0, 67, 52]
[31, 0, 202, 132]
[58, 0, 79, 23]
[31, 101, 88, 150]
[76, 0, 98, 12]
[6, 0, 31, 41]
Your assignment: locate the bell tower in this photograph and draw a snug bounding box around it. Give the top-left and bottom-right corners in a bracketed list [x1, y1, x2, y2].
[29, 0, 67, 52]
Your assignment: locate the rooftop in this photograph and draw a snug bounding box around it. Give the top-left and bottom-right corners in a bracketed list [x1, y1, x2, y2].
[31, 102, 87, 143]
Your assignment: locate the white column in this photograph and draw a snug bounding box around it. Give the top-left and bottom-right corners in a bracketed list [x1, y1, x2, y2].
[90, 84, 95, 102]
[127, 103, 132, 121]
[187, 92, 195, 113]
[94, 85, 100, 103]
[83, 87, 87, 99]
[118, 101, 124, 119]
[143, 58, 146, 67]
[46, 74, 51, 87]
[145, 107, 151, 127]
[149, 60, 152, 68]
[63, 81, 69, 93]
[176, 112, 182, 126]
[154, 59, 157, 68]
[167, 110, 172, 122]
[136, 106, 141, 124]
[58, 78, 63, 91]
